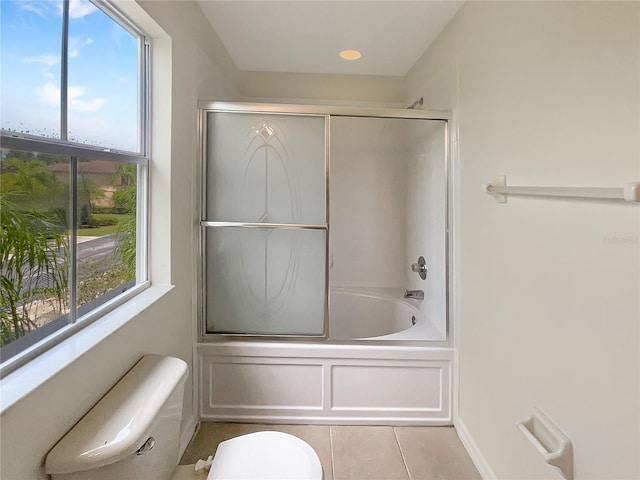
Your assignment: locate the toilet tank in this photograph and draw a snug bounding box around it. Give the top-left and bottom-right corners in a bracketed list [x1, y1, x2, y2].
[45, 355, 189, 480]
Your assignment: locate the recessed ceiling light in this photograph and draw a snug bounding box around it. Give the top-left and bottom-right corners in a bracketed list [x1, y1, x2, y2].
[339, 49, 362, 60]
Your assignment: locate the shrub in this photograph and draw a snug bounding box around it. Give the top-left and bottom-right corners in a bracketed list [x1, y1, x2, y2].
[112, 186, 136, 214]
[92, 214, 118, 226]
[83, 214, 119, 228]
[92, 206, 120, 215]
[83, 216, 101, 228]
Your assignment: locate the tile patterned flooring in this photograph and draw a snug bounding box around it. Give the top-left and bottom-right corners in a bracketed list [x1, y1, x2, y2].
[180, 423, 481, 480]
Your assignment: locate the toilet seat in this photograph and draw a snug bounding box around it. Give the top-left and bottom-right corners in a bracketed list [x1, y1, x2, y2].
[207, 431, 323, 480]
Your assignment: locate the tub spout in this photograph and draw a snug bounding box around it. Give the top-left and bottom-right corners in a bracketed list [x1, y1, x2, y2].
[404, 289, 424, 300]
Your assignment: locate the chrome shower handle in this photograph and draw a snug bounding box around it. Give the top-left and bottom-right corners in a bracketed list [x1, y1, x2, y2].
[411, 256, 427, 280]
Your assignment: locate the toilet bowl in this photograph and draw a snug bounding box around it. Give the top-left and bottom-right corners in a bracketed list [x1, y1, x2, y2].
[204, 431, 323, 480]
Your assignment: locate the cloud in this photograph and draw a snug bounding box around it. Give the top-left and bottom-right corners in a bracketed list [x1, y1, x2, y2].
[111, 73, 130, 84]
[20, 3, 45, 15]
[68, 36, 94, 58]
[15, 0, 96, 20]
[39, 82, 105, 112]
[21, 54, 59, 68]
[15, 1, 54, 17]
[68, 86, 105, 112]
[40, 82, 60, 107]
[68, 0, 97, 19]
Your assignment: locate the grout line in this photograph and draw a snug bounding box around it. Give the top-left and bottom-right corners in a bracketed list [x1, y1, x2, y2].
[329, 425, 336, 480]
[393, 427, 412, 480]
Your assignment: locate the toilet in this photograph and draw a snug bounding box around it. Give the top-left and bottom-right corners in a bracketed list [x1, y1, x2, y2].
[204, 431, 322, 480]
[45, 355, 322, 480]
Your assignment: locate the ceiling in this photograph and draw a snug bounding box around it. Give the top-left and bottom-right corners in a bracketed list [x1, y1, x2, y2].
[197, 1, 464, 77]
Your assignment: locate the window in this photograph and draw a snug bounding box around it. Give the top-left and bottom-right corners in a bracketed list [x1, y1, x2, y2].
[0, 0, 149, 373]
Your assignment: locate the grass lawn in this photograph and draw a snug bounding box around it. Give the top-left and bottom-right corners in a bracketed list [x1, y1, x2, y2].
[77, 214, 134, 237]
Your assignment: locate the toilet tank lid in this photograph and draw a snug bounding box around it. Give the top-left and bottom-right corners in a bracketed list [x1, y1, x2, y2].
[45, 354, 188, 475]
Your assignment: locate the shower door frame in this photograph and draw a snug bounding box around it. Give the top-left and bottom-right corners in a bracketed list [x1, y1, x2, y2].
[197, 101, 453, 344]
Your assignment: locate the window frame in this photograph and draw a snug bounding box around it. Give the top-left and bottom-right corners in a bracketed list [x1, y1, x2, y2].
[0, 0, 150, 377]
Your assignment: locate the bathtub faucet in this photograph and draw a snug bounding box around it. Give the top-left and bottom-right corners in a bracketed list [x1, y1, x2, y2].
[404, 289, 424, 300]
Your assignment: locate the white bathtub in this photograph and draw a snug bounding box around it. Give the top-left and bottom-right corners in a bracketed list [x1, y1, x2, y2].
[329, 287, 445, 341]
[199, 287, 452, 425]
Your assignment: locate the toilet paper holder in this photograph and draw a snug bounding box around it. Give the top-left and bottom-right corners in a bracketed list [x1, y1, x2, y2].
[517, 408, 573, 480]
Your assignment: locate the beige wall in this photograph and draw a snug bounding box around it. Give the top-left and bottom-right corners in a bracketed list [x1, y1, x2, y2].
[0, 1, 239, 479]
[407, 1, 639, 478]
[238, 70, 406, 105]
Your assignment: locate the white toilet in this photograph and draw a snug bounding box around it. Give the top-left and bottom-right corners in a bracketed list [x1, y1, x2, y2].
[45, 354, 322, 480]
[204, 431, 323, 480]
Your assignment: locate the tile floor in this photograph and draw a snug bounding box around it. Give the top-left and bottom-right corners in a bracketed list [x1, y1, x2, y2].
[179, 423, 481, 480]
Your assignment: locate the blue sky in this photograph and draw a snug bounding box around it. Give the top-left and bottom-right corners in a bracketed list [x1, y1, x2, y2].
[1, 0, 140, 152]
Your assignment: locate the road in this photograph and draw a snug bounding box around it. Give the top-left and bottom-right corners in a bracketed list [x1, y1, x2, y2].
[9, 234, 121, 294]
[77, 234, 119, 262]
[5, 234, 125, 327]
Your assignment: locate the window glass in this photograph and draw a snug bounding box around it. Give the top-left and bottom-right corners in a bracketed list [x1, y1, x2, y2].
[68, 3, 140, 152]
[0, 0, 147, 370]
[0, 1, 63, 138]
[76, 159, 137, 315]
[1, 149, 71, 351]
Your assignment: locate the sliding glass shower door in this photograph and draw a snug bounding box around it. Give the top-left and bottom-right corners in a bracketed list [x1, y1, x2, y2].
[202, 112, 328, 336]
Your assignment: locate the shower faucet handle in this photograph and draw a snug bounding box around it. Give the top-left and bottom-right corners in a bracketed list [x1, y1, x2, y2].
[411, 256, 427, 280]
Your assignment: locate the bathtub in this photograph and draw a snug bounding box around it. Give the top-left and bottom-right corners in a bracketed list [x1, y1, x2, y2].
[198, 287, 453, 425]
[329, 287, 445, 341]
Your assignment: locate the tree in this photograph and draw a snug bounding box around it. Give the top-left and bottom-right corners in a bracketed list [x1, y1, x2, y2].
[0, 196, 69, 346]
[1, 156, 69, 213]
[78, 173, 105, 224]
[111, 185, 136, 213]
[111, 166, 137, 281]
[112, 163, 136, 187]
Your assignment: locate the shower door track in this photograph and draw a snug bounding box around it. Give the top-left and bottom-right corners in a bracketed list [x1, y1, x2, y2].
[199, 101, 452, 122]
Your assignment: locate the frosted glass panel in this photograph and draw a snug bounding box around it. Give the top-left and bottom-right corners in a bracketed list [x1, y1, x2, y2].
[206, 112, 326, 224]
[206, 227, 326, 335]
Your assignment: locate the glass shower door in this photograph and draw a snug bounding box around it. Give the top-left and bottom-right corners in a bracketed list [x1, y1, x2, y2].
[203, 112, 327, 336]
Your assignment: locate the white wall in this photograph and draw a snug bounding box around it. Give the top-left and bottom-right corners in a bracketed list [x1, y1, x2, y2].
[404, 121, 447, 335]
[407, 1, 639, 478]
[0, 1, 239, 478]
[329, 116, 408, 288]
[329, 117, 448, 336]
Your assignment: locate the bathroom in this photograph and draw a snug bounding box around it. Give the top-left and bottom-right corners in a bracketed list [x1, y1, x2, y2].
[0, 1, 638, 480]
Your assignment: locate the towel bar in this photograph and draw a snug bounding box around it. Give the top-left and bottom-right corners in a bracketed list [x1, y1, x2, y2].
[485, 175, 640, 203]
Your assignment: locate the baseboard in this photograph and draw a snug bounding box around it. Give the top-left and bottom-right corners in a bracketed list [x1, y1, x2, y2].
[455, 417, 497, 480]
[179, 415, 199, 458]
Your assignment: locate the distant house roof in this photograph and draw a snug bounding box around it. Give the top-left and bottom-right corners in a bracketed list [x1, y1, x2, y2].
[50, 160, 118, 174]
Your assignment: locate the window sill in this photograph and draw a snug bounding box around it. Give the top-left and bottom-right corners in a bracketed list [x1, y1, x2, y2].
[0, 284, 174, 414]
